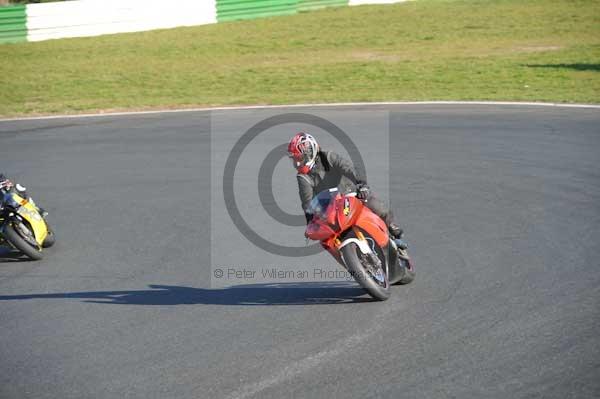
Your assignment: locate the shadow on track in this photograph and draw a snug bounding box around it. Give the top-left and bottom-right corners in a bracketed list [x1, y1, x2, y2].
[0, 282, 374, 306]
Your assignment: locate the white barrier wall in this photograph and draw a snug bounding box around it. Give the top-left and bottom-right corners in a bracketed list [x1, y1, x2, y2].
[22, 0, 407, 42]
[26, 0, 217, 42]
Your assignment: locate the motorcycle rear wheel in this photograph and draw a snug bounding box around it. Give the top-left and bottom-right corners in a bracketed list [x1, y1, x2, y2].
[397, 256, 416, 285]
[42, 226, 55, 248]
[341, 243, 390, 301]
[3, 222, 43, 260]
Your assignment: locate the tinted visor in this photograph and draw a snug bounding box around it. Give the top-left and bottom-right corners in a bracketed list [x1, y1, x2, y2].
[288, 146, 313, 169]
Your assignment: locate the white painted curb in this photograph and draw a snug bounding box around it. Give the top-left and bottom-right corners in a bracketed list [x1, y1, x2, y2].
[1, 101, 599, 122]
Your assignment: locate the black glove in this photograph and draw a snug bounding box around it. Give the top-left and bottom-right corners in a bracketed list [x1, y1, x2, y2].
[304, 212, 314, 224]
[0, 174, 12, 191]
[356, 183, 371, 200]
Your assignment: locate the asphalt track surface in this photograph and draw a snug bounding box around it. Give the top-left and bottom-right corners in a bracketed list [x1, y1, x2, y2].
[1, 104, 599, 399]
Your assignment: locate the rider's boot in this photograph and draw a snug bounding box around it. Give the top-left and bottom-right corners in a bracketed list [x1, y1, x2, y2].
[388, 223, 408, 250]
[388, 223, 403, 240]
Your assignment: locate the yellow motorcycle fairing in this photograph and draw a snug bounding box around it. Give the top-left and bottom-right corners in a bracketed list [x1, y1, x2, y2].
[10, 192, 48, 246]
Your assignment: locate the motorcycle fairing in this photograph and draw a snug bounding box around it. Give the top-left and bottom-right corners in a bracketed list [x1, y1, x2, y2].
[352, 207, 388, 248]
[10, 193, 48, 245]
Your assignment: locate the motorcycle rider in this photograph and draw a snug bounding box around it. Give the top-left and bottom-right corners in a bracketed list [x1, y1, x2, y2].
[0, 174, 13, 191]
[0, 174, 45, 215]
[287, 132, 403, 239]
[0, 173, 26, 195]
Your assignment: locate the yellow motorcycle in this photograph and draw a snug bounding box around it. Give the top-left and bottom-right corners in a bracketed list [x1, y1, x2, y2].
[0, 181, 54, 260]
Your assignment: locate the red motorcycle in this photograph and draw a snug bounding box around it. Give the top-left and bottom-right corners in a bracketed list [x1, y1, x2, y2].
[305, 188, 415, 301]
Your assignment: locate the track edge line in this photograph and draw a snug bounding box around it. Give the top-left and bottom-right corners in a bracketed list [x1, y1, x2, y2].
[1, 101, 599, 122]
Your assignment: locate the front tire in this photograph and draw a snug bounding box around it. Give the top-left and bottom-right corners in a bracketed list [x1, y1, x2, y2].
[3, 222, 43, 261]
[341, 243, 390, 301]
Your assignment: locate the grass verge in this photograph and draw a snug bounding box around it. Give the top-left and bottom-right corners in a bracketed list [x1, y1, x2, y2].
[1, 0, 599, 117]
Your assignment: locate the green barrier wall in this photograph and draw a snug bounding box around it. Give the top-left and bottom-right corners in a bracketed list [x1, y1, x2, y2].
[299, 0, 348, 12]
[216, 0, 349, 22]
[1, 0, 393, 44]
[0, 5, 26, 44]
[217, 0, 299, 22]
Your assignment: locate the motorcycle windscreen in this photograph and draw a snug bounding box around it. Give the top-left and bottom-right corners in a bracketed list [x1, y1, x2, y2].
[306, 189, 337, 220]
[305, 189, 339, 241]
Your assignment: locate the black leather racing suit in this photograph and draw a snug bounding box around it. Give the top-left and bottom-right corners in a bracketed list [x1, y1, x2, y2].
[296, 150, 395, 229]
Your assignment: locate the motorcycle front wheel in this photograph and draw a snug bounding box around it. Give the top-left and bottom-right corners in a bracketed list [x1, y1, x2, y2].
[3, 222, 43, 260]
[341, 243, 390, 301]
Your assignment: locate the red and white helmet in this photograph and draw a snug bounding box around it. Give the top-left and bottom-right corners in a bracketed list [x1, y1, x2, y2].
[287, 132, 319, 174]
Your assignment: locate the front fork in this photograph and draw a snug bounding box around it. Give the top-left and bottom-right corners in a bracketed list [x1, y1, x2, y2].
[331, 229, 409, 280]
[337, 228, 384, 272]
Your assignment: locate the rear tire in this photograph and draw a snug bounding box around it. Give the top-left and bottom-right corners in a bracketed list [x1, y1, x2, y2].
[3, 222, 43, 260]
[42, 226, 55, 248]
[397, 255, 415, 285]
[341, 242, 390, 301]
